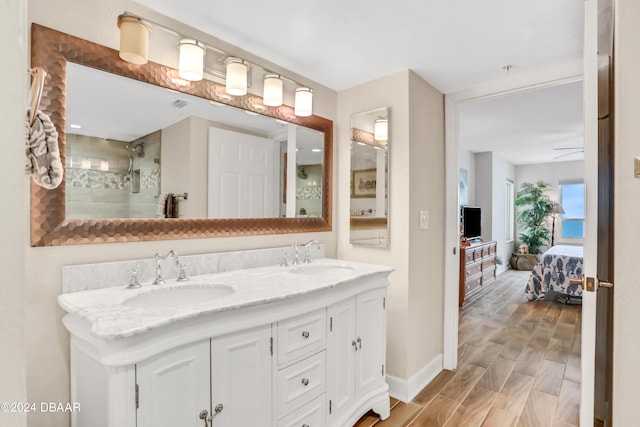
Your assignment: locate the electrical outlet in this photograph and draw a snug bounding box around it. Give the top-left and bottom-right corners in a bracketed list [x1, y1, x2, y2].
[419, 210, 429, 229]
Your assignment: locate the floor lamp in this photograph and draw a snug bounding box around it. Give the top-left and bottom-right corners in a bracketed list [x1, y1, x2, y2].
[550, 202, 565, 246]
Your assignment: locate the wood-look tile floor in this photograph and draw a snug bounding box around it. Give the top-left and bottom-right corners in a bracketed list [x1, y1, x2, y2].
[354, 269, 581, 427]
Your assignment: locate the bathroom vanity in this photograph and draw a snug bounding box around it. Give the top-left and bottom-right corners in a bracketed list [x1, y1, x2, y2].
[59, 256, 392, 427]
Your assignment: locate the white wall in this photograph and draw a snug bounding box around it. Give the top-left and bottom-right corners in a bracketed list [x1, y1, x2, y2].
[24, 1, 337, 425]
[459, 147, 476, 206]
[613, 0, 640, 423]
[473, 152, 515, 273]
[491, 153, 515, 273]
[337, 70, 445, 396]
[0, 0, 27, 426]
[515, 160, 584, 191]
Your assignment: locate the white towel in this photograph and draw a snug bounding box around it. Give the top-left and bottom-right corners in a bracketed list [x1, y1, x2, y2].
[26, 109, 63, 189]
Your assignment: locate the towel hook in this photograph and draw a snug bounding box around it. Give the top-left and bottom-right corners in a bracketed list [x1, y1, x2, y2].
[29, 67, 47, 126]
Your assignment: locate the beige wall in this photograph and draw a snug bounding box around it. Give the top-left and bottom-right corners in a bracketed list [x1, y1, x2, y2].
[0, 0, 27, 426]
[613, 0, 640, 423]
[24, 1, 337, 425]
[407, 71, 445, 375]
[337, 71, 445, 381]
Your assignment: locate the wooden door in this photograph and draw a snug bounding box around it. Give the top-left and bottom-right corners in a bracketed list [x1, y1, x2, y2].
[136, 340, 210, 427]
[210, 325, 272, 426]
[594, 1, 614, 423]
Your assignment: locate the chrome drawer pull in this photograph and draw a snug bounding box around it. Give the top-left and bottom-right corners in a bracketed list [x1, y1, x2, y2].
[302, 425, 310, 427]
[301, 331, 310, 339]
[301, 378, 310, 386]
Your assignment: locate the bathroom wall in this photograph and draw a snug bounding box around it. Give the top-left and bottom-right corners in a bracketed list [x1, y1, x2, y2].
[337, 70, 445, 397]
[25, 1, 337, 425]
[0, 0, 27, 426]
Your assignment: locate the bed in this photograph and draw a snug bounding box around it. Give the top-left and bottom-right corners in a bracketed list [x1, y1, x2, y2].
[525, 245, 584, 301]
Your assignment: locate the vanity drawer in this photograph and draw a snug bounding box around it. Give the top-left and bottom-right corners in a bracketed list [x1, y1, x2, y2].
[277, 309, 326, 366]
[277, 394, 326, 427]
[277, 351, 326, 418]
[474, 248, 484, 261]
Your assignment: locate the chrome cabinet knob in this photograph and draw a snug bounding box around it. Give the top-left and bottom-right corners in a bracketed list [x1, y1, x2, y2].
[301, 378, 309, 386]
[301, 331, 310, 339]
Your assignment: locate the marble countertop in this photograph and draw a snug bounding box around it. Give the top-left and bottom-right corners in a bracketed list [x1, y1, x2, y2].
[58, 258, 392, 341]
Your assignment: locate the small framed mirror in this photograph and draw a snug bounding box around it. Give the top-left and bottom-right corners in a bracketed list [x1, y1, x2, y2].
[349, 107, 389, 247]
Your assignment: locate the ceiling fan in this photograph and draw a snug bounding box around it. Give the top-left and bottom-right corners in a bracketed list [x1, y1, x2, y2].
[553, 146, 584, 159]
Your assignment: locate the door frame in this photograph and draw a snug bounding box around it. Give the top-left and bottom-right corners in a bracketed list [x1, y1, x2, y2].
[443, 71, 583, 366]
[442, 10, 597, 427]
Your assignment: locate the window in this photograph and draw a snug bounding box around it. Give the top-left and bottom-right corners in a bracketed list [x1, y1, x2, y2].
[505, 180, 514, 241]
[559, 182, 585, 239]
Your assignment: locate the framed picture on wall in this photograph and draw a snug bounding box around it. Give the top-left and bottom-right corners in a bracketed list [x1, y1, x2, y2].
[352, 168, 377, 198]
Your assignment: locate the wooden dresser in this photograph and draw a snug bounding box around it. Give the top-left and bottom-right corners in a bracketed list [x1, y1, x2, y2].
[459, 241, 497, 307]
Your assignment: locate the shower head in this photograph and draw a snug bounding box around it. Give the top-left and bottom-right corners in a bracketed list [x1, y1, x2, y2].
[123, 142, 145, 158]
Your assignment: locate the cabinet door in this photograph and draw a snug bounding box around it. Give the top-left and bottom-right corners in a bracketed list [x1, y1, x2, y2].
[327, 297, 356, 423]
[136, 340, 210, 427]
[211, 325, 272, 426]
[356, 288, 386, 398]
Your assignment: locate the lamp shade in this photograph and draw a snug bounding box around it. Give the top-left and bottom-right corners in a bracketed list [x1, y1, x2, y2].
[178, 39, 205, 81]
[263, 74, 283, 107]
[551, 202, 565, 215]
[226, 58, 248, 96]
[117, 15, 151, 65]
[374, 118, 388, 141]
[294, 87, 313, 117]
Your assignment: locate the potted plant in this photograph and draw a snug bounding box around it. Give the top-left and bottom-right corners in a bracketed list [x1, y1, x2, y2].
[511, 181, 554, 270]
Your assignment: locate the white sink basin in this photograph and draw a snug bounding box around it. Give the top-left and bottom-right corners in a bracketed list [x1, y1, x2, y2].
[290, 264, 356, 276]
[123, 285, 235, 309]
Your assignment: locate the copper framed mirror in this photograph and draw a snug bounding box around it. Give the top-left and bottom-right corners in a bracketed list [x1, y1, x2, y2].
[30, 24, 333, 246]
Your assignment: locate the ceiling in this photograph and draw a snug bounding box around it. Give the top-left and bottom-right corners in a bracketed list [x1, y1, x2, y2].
[459, 80, 584, 165]
[130, 0, 585, 164]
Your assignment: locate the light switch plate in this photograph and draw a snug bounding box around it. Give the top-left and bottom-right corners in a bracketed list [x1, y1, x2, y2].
[419, 210, 429, 229]
[635, 157, 640, 178]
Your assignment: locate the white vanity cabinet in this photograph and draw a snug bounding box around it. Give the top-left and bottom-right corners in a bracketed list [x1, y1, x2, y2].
[327, 288, 388, 426]
[61, 259, 392, 427]
[136, 325, 272, 427]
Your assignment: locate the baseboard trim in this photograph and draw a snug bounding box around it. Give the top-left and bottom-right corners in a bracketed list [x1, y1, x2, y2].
[386, 353, 443, 403]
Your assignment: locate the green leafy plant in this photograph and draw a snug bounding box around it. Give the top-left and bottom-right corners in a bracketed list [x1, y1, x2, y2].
[514, 181, 554, 255]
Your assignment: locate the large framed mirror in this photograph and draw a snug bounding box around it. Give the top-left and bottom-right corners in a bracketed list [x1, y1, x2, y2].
[30, 24, 333, 246]
[349, 107, 389, 247]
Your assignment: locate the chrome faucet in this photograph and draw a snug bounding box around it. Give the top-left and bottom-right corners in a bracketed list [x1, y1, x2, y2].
[153, 250, 189, 285]
[292, 240, 321, 265]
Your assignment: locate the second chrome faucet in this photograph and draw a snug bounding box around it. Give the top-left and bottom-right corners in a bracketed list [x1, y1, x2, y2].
[153, 250, 189, 285]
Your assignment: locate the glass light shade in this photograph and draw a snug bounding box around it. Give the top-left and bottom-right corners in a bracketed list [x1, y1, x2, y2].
[226, 58, 248, 96]
[117, 15, 151, 65]
[374, 119, 388, 141]
[263, 74, 283, 106]
[178, 39, 205, 81]
[294, 87, 313, 117]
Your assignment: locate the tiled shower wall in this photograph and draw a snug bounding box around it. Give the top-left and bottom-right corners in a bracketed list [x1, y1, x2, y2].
[66, 132, 161, 218]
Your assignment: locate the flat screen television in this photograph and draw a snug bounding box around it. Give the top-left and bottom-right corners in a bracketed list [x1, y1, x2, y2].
[461, 205, 482, 240]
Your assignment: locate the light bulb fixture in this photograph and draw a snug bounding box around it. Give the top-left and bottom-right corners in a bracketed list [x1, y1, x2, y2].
[226, 58, 248, 96]
[263, 74, 283, 107]
[178, 39, 205, 81]
[374, 118, 388, 141]
[117, 15, 151, 65]
[294, 87, 313, 117]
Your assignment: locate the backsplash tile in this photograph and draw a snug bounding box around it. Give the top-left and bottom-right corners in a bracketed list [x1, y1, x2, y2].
[62, 245, 325, 293]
